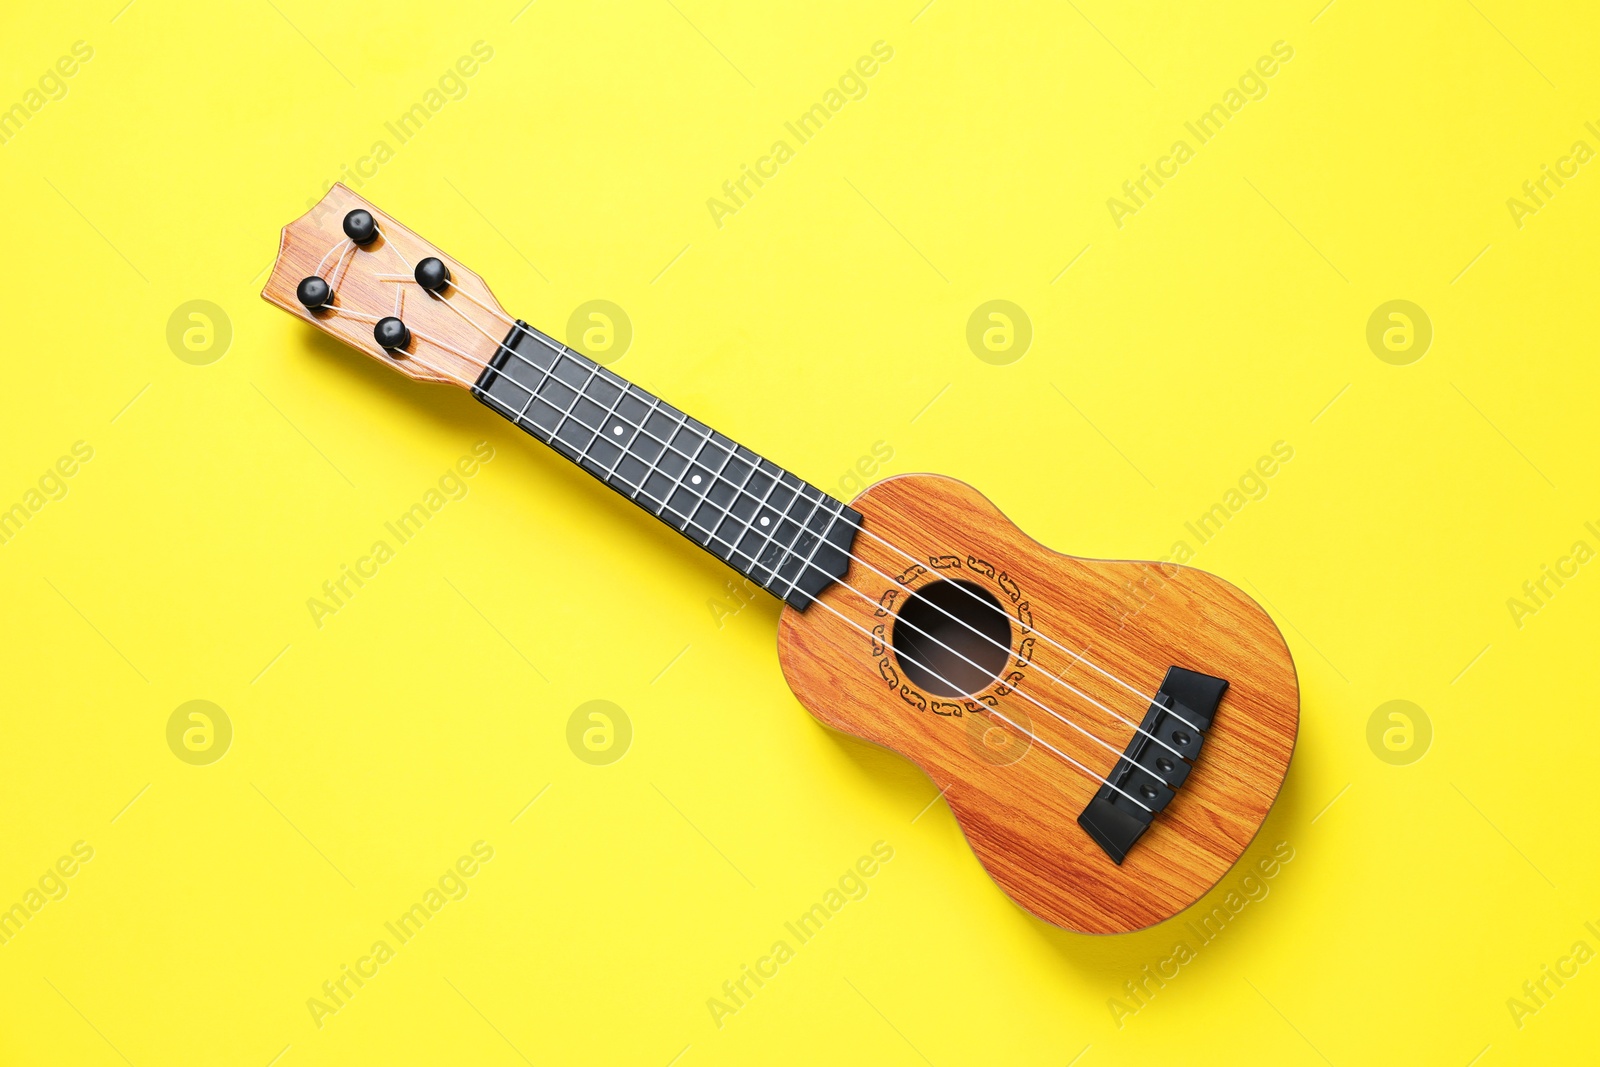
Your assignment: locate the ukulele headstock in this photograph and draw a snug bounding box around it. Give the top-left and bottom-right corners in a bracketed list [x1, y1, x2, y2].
[261, 184, 508, 386]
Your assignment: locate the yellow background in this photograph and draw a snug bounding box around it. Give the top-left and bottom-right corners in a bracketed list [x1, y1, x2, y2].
[2, 0, 1597, 1063]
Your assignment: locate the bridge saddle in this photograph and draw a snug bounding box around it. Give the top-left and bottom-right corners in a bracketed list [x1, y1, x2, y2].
[1077, 666, 1229, 865]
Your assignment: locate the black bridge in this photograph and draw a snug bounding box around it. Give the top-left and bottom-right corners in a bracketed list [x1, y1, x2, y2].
[1077, 666, 1229, 864]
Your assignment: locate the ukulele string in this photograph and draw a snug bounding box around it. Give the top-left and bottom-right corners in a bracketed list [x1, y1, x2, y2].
[315, 237, 352, 276]
[385, 237, 415, 272]
[320, 300, 1180, 796]
[412, 278, 1203, 758]
[339, 231, 1190, 751]
[316, 303, 1159, 811]
[364, 255, 1199, 751]
[409, 277, 1195, 732]
[850, 522, 1181, 717]
[416, 286, 1193, 774]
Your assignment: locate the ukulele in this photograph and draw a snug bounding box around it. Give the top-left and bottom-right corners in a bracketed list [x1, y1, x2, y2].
[263, 185, 1298, 935]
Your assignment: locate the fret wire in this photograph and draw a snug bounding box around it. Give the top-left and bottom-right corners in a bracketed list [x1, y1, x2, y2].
[752, 470, 808, 590]
[606, 387, 662, 487]
[524, 348, 564, 408]
[665, 417, 757, 558]
[610, 430, 835, 595]
[733, 471, 834, 599]
[512, 322, 566, 363]
[550, 356, 604, 450]
[695, 426, 743, 554]
[487, 329, 847, 594]
[634, 411, 813, 579]
[733, 478, 833, 593]
[628, 400, 701, 507]
[744, 463, 794, 587]
[602, 453, 787, 574]
[507, 350, 540, 424]
[531, 331, 637, 417]
[742, 463, 806, 585]
[576, 368, 633, 468]
[677, 423, 819, 585]
[627, 397, 674, 504]
[491, 334, 559, 427]
[505, 382, 761, 559]
[775, 484, 837, 602]
[786, 495, 848, 602]
[652, 408, 714, 529]
[595, 422, 748, 547]
[499, 329, 590, 440]
[532, 337, 732, 504]
[714, 444, 767, 570]
[512, 388, 537, 426]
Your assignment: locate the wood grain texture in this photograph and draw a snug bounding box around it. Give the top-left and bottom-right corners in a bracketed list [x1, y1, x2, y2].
[777, 473, 1299, 934]
[261, 184, 505, 388]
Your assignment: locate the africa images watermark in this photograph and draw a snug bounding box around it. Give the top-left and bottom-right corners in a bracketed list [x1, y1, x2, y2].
[0, 841, 96, 949]
[306, 841, 496, 1029]
[1116, 441, 1295, 628]
[0, 40, 94, 148]
[705, 841, 895, 1029]
[1505, 120, 1600, 231]
[1108, 839, 1295, 1029]
[1505, 919, 1600, 1032]
[706, 41, 896, 230]
[0, 440, 95, 549]
[1504, 518, 1599, 630]
[306, 441, 496, 628]
[303, 41, 496, 225]
[1106, 41, 1296, 229]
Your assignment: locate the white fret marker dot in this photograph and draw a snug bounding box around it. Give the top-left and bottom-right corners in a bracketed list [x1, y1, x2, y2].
[612, 426, 623, 435]
[691, 475, 702, 485]
[759, 516, 770, 526]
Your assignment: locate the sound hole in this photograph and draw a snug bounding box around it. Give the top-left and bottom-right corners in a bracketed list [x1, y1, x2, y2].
[893, 579, 1012, 697]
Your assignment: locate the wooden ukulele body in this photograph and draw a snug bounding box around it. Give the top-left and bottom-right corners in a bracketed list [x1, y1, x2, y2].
[777, 473, 1298, 934]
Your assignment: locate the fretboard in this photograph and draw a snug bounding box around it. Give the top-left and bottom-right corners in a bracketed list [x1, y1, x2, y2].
[472, 321, 860, 609]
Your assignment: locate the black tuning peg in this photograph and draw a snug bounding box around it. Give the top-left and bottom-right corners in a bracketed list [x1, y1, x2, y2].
[414, 257, 450, 293]
[373, 316, 410, 352]
[343, 209, 379, 245]
[296, 276, 332, 309]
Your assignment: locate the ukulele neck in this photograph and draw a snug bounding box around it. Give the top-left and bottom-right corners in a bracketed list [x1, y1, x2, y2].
[473, 320, 860, 609]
